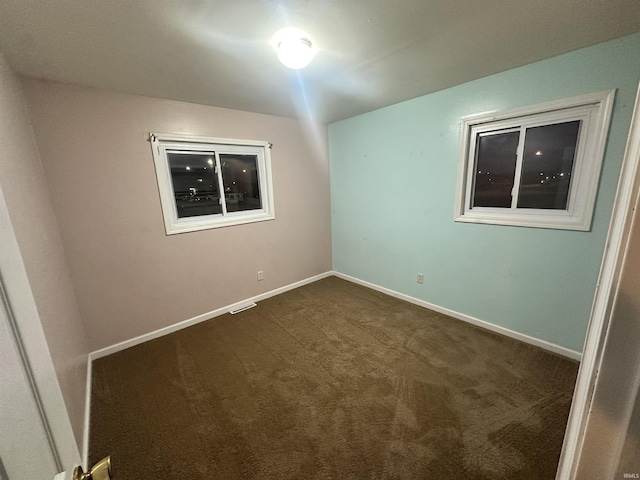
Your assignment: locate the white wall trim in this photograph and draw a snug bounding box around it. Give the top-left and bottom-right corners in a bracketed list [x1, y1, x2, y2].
[149, 133, 276, 235]
[454, 90, 615, 231]
[332, 271, 582, 361]
[90, 271, 332, 360]
[81, 357, 92, 469]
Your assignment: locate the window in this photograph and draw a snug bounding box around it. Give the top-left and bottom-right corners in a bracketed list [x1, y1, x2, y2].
[454, 91, 615, 230]
[150, 133, 275, 234]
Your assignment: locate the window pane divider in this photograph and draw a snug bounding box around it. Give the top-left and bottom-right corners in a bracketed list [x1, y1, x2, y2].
[510, 126, 526, 210]
[214, 152, 228, 216]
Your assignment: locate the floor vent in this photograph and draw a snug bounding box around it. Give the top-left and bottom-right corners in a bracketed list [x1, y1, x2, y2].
[229, 303, 257, 315]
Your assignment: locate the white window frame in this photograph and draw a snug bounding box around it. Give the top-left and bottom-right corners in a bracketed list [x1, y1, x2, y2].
[150, 132, 275, 235]
[454, 90, 615, 230]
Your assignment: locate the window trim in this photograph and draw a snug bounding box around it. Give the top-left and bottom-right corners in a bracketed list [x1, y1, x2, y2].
[454, 90, 615, 231]
[150, 132, 275, 235]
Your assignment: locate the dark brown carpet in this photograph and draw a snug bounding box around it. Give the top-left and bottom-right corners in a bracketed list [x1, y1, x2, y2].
[89, 276, 578, 479]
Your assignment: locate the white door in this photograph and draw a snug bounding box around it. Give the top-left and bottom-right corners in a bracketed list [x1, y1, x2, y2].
[0, 185, 80, 479]
[0, 283, 59, 478]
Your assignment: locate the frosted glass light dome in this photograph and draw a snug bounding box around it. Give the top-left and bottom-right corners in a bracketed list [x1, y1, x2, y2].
[273, 28, 316, 69]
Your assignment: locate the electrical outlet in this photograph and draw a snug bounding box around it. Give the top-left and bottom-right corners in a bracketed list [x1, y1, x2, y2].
[417, 273, 424, 284]
[257, 270, 264, 281]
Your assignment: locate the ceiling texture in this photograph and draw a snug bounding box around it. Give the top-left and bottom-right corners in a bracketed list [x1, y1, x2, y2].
[1, 0, 639, 123]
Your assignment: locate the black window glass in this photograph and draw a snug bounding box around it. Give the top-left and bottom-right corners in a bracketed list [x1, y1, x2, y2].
[473, 131, 520, 208]
[168, 152, 222, 218]
[220, 154, 262, 213]
[517, 121, 580, 209]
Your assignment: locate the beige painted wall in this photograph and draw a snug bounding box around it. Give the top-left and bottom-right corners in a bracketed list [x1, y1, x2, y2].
[0, 55, 88, 447]
[22, 79, 332, 352]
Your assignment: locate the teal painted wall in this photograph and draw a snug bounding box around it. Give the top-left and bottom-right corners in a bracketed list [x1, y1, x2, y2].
[329, 33, 640, 353]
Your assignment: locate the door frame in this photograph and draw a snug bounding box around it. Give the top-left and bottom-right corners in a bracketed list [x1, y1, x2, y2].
[556, 80, 640, 478]
[0, 183, 80, 477]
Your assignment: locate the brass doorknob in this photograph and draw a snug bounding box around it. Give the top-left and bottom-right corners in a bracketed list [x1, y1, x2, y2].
[73, 455, 112, 480]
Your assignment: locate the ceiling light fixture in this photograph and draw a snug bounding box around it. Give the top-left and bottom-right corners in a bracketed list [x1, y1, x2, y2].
[273, 28, 316, 70]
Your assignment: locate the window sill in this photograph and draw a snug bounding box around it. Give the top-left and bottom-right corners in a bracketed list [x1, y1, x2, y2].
[165, 212, 275, 235]
[454, 211, 590, 231]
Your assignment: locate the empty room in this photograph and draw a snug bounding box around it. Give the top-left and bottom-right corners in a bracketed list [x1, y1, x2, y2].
[2, 1, 640, 479]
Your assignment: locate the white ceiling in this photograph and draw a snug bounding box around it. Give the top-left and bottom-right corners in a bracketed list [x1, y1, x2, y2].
[1, 0, 639, 123]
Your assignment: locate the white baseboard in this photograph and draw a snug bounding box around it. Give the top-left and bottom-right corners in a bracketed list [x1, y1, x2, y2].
[82, 268, 579, 461]
[90, 271, 333, 361]
[82, 271, 333, 466]
[332, 271, 582, 361]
